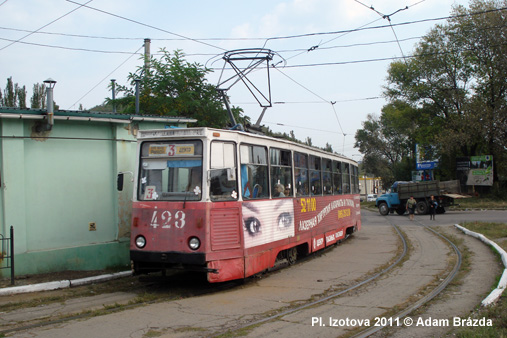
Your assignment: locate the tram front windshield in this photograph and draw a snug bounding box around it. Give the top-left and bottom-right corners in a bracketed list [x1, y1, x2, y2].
[138, 140, 203, 201]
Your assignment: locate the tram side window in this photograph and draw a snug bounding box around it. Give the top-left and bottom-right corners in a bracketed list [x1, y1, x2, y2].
[294, 152, 309, 196]
[210, 141, 238, 201]
[139, 140, 203, 201]
[309, 155, 322, 196]
[270, 148, 292, 198]
[342, 162, 351, 194]
[240, 145, 268, 199]
[322, 158, 333, 195]
[333, 161, 342, 194]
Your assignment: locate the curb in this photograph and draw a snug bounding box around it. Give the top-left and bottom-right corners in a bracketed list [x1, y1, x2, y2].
[0, 271, 132, 296]
[454, 224, 507, 306]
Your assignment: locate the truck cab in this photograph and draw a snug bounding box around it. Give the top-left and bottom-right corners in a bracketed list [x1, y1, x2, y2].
[375, 182, 404, 215]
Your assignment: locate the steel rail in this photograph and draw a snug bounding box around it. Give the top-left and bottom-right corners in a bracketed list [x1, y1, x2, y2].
[351, 220, 462, 338]
[209, 216, 408, 338]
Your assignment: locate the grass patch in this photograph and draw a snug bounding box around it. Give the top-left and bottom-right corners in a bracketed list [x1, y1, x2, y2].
[461, 221, 507, 240]
[449, 221, 507, 338]
[450, 197, 507, 210]
[453, 294, 507, 338]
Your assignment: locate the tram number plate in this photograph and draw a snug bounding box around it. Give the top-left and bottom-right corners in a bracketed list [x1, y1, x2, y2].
[150, 210, 186, 229]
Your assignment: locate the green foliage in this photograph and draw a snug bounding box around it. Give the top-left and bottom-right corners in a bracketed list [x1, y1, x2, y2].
[357, 0, 507, 183]
[30, 83, 46, 109]
[113, 49, 245, 128]
[1, 78, 46, 109]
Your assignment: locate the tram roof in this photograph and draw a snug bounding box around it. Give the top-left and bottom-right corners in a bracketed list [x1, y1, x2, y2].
[138, 127, 357, 164]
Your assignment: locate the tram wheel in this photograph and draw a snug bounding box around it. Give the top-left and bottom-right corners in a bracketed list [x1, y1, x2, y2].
[287, 247, 297, 265]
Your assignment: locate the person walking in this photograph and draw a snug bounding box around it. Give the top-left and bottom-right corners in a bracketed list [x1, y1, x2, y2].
[406, 196, 417, 221]
[429, 195, 438, 220]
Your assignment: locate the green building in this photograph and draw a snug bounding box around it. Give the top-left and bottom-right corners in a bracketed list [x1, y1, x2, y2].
[0, 107, 195, 277]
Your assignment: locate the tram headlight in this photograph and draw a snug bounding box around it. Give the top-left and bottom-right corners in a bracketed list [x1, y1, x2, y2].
[188, 237, 200, 250]
[135, 236, 146, 249]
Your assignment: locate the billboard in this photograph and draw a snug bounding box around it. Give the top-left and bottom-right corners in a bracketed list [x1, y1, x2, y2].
[416, 144, 439, 170]
[466, 155, 494, 186]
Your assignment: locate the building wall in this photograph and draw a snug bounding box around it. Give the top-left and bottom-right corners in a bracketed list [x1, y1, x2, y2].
[0, 116, 185, 277]
[359, 176, 383, 197]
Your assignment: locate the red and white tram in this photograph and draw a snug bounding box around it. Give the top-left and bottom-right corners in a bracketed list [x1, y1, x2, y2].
[126, 127, 361, 282]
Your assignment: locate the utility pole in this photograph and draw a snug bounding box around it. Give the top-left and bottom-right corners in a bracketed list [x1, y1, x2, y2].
[110, 79, 116, 113]
[144, 38, 151, 76]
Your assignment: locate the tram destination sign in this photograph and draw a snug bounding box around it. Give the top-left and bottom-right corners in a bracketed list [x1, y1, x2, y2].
[138, 128, 205, 139]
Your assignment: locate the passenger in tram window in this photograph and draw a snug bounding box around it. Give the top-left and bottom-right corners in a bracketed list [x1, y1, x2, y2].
[323, 173, 333, 195]
[295, 169, 308, 196]
[284, 186, 291, 197]
[274, 183, 285, 197]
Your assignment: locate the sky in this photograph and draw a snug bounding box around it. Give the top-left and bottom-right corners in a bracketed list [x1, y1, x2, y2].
[0, 0, 472, 158]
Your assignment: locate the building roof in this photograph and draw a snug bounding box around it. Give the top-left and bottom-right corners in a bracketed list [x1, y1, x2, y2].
[0, 107, 197, 124]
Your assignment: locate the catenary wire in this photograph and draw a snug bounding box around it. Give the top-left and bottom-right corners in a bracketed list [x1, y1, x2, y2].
[1, 6, 503, 49]
[65, 0, 227, 52]
[0, 0, 93, 52]
[67, 44, 144, 109]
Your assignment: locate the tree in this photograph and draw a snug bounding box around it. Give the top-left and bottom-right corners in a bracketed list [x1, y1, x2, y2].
[359, 0, 506, 184]
[16, 84, 27, 108]
[3, 77, 15, 107]
[30, 83, 46, 109]
[355, 112, 413, 188]
[114, 49, 245, 128]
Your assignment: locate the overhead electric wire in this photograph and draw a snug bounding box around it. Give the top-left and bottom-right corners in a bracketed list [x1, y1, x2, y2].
[271, 65, 346, 138]
[1, 6, 503, 47]
[352, 0, 416, 62]
[1, 6, 503, 57]
[0, 0, 93, 52]
[0, 24, 423, 56]
[65, 0, 227, 52]
[236, 96, 381, 105]
[67, 44, 144, 110]
[0, 36, 142, 54]
[0, 26, 268, 41]
[257, 0, 427, 146]
[264, 120, 352, 136]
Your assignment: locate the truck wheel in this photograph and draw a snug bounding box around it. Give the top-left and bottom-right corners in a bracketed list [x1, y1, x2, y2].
[379, 202, 389, 216]
[396, 207, 406, 215]
[416, 201, 428, 215]
[437, 206, 446, 214]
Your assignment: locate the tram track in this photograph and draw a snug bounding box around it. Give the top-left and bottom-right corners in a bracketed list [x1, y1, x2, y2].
[351, 218, 462, 338]
[209, 216, 410, 338]
[0, 220, 402, 337]
[0, 272, 243, 336]
[210, 215, 462, 338]
[1, 214, 464, 338]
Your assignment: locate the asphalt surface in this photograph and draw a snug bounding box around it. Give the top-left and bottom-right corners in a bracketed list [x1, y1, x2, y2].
[1, 209, 505, 338]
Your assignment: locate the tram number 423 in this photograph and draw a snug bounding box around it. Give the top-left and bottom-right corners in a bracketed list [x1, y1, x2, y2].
[150, 210, 186, 229]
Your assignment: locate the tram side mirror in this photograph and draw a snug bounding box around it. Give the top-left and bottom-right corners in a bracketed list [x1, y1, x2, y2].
[117, 173, 124, 191]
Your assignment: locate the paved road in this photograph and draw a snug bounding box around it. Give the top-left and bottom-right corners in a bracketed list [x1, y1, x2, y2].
[3, 210, 505, 338]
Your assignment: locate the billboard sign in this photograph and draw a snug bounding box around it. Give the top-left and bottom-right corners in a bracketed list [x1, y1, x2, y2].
[416, 144, 439, 170]
[466, 155, 494, 186]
